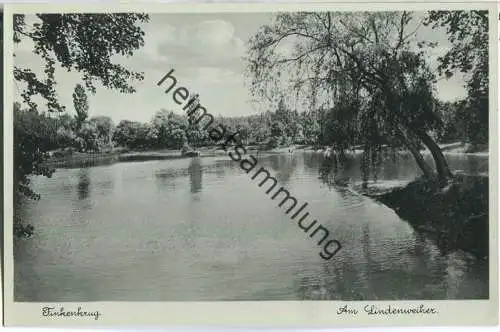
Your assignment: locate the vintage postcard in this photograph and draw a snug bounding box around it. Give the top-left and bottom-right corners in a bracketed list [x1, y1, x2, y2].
[2, 1, 498, 327]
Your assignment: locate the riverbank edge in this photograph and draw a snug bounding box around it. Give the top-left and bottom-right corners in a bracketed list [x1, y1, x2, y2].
[44, 141, 488, 168]
[356, 173, 489, 260]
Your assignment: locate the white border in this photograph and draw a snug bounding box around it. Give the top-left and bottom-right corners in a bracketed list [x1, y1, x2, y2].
[2, 2, 499, 327]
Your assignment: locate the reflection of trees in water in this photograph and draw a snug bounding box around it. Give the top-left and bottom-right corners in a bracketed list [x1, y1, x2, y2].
[463, 155, 488, 174]
[374, 148, 414, 181]
[296, 260, 365, 301]
[267, 154, 298, 185]
[96, 180, 114, 192]
[213, 159, 232, 178]
[153, 172, 178, 192]
[300, 152, 488, 300]
[296, 227, 373, 301]
[378, 153, 487, 181]
[362, 224, 372, 293]
[183, 158, 205, 259]
[405, 221, 452, 258]
[154, 168, 189, 179]
[188, 158, 203, 194]
[386, 224, 467, 299]
[296, 275, 329, 300]
[380, 152, 402, 179]
[317, 150, 434, 184]
[75, 168, 95, 213]
[319, 154, 364, 186]
[413, 232, 426, 257]
[92, 170, 115, 194]
[153, 166, 191, 192]
[203, 157, 249, 178]
[319, 158, 338, 188]
[319, 158, 360, 196]
[77, 168, 91, 200]
[302, 152, 323, 172]
[441, 154, 488, 176]
[294, 223, 472, 300]
[392, 152, 422, 179]
[467, 157, 480, 174]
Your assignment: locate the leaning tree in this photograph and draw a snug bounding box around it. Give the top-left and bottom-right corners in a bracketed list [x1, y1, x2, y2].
[246, 11, 453, 183]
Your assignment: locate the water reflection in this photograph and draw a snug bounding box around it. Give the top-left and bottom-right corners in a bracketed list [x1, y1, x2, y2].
[14, 151, 489, 301]
[188, 158, 203, 194]
[213, 159, 232, 178]
[153, 165, 187, 192]
[362, 223, 372, 295]
[76, 167, 115, 201]
[265, 154, 298, 185]
[318, 151, 491, 186]
[95, 175, 115, 193]
[77, 168, 91, 200]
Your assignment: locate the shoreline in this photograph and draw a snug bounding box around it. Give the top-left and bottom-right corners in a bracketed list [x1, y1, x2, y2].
[43, 141, 489, 169]
[350, 173, 489, 260]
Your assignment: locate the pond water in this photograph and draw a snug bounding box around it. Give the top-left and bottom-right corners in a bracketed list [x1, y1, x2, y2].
[14, 151, 489, 301]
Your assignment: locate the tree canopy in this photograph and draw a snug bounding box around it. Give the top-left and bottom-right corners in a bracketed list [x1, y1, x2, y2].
[14, 13, 149, 112]
[246, 11, 455, 182]
[424, 10, 488, 144]
[72, 83, 89, 130]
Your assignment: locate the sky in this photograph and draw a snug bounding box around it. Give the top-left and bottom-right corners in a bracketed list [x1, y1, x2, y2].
[14, 12, 469, 123]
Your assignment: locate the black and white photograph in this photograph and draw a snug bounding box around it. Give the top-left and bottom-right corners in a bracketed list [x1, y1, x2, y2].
[3, 2, 498, 326]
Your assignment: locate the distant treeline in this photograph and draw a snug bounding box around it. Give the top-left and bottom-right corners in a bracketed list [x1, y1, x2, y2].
[14, 94, 487, 156]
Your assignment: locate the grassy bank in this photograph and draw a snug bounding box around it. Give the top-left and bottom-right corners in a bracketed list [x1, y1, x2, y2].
[359, 174, 489, 259]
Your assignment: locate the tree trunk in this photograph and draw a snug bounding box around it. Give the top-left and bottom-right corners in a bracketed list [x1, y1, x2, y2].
[395, 125, 435, 179]
[415, 129, 453, 182]
[384, 91, 450, 182]
[379, 85, 453, 182]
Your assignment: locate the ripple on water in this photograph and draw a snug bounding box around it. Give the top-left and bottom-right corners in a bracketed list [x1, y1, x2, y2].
[14, 152, 489, 301]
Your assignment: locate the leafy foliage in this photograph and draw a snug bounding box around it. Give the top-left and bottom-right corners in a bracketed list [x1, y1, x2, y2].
[113, 120, 150, 149]
[73, 83, 89, 130]
[14, 13, 149, 111]
[246, 11, 452, 181]
[14, 103, 55, 201]
[13, 13, 149, 236]
[424, 10, 488, 144]
[424, 11, 487, 77]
